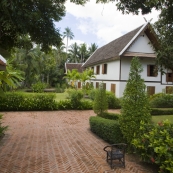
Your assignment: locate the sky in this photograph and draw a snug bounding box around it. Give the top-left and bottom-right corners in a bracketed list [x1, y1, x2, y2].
[55, 0, 160, 49]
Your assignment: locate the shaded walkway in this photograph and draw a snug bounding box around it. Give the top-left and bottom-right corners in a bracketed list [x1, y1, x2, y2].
[0, 110, 155, 173]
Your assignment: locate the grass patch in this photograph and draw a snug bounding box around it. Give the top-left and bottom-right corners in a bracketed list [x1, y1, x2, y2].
[152, 115, 173, 124]
[55, 92, 68, 102]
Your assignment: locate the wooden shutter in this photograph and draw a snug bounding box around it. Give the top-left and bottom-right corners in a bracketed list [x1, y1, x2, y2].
[96, 82, 99, 88]
[147, 65, 150, 76]
[78, 82, 81, 89]
[111, 84, 116, 94]
[147, 86, 155, 96]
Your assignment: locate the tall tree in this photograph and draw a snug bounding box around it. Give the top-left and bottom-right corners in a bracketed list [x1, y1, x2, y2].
[97, 0, 173, 72]
[79, 43, 89, 63]
[120, 57, 151, 146]
[88, 43, 98, 56]
[63, 27, 74, 55]
[68, 42, 80, 63]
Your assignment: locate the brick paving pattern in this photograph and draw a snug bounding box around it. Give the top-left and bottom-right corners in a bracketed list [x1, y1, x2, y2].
[0, 110, 155, 173]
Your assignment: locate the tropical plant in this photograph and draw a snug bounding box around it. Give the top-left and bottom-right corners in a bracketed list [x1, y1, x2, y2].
[64, 69, 80, 88]
[63, 27, 74, 55]
[88, 43, 98, 55]
[79, 43, 89, 63]
[68, 42, 80, 63]
[120, 57, 151, 146]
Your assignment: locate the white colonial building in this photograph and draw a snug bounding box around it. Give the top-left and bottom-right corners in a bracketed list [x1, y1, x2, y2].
[82, 22, 173, 97]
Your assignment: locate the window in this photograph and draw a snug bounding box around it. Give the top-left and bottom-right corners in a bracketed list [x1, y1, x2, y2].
[78, 82, 81, 89]
[147, 65, 157, 77]
[96, 82, 99, 88]
[147, 86, 155, 96]
[111, 84, 116, 94]
[166, 73, 173, 82]
[96, 65, 100, 74]
[166, 86, 173, 94]
[102, 64, 107, 74]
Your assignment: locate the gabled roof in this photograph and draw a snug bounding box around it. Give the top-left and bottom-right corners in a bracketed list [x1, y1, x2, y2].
[83, 22, 157, 68]
[65, 63, 84, 74]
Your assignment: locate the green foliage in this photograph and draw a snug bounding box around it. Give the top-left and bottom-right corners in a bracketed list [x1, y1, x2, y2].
[150, 94, 173, 108]
[55, 83, 66, 93]
[57, 99, 92, 110]
[0, 92, 57, 111]
[89, 116, 124, 144]
[0, 114, 8, 136]
[88, 89, 97, 100]
[151, 108, 173, 116]
[132, 120, 173, 173]
[31, 82, 47, 93]
[0, 0, 66, 51]
[69, 89, 83, 108]
[106, 91, 121, 109]
[99, 112, 120, 120]
[120, 57, 151, 145]
[93, 83, 108, 116]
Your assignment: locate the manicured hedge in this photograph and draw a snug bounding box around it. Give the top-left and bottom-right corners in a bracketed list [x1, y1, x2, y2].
[89, 116, 124, 144]
[151, 108, 173, 115]
[57, 99, 93, 110]
[0, 92, 57, 111]
[99, 112, 120, 120]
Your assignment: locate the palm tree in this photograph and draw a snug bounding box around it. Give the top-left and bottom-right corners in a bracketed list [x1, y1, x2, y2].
[88, 43, 98, 55]
[63, 27, 74, 55]
[79, 43, 89, 63]
[68, 42, 80, 63]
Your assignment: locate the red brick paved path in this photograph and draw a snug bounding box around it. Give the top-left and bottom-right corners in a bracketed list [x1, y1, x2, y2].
[0, 110, 155, 173]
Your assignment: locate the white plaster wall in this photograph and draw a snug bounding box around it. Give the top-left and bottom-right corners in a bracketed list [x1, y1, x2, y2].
[120, 57, 132, 80]
[94, 60, 120, 80]
[127, 33, 154, 53]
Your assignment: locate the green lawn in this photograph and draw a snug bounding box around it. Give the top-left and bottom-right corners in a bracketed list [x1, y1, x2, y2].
[152, 115, 173, 124]
[55, 92, 68, 102]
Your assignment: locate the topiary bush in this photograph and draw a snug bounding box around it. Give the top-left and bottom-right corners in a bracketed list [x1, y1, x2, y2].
[88, 89, 97, 100]
[89, 116, 124, 144]
[93, 83, 108, 116]
[120, 57, 151, 147]
[150, 94, 173, 108]
[132, 120, 173, 173]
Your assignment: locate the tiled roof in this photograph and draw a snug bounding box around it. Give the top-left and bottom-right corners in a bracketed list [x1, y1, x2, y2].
[83, 25, 143, 68]
[65, 63, 84, 73]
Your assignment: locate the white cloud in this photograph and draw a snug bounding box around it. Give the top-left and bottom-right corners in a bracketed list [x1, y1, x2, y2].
[64, 0, 160, 46]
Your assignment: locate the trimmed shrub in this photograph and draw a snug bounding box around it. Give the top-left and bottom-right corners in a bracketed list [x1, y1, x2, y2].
[89, 116, 124, 144]
[99, 112, 120, 120]
[133, 120, 173, 173]
[151, 108, 173, 115]
[150, 94, 173, 108]
[31, 82, 47, 93]
[106, 91, 121, 109]
[0, 92, 57, 111]
[93, 83, 108, 116]
[57, 99, 93, 110]
[70, 89, 83, 108]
